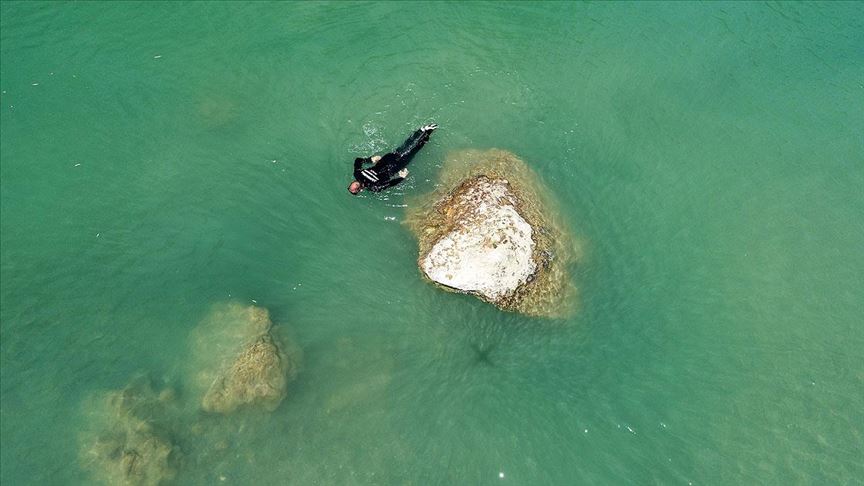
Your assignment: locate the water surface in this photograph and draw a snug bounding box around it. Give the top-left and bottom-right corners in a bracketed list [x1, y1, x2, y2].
[1, 2, 863, 484]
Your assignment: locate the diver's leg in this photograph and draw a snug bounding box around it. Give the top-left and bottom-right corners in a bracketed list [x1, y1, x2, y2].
[394, 129, 431, 160]
[380, 126, 437, 175]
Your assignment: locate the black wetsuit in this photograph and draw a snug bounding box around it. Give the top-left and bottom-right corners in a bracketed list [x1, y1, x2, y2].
[354, 128, 432, 192]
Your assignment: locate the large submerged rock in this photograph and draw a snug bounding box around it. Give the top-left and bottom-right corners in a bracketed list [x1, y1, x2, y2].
[79, 378, 180, 486]
[189, 303, 299, 414]
[408, 149, 578, 317]
[202, 331, 287, 414]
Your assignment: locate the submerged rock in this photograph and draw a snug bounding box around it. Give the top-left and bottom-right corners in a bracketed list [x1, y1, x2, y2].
[79, 378, 180, 486]
[407, 149, 579, 317]
[202, 332, 287, 414]
[190, 303, 299, 414]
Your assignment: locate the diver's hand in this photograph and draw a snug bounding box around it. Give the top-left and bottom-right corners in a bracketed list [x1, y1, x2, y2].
[397, 168, 409, 178]
[420, 123, 438, 132]
[371, 155, 382, 163]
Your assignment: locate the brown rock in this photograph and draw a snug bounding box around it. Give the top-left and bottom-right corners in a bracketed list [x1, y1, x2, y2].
[202, 332, 289, 413]
[189, 303, 299, 414]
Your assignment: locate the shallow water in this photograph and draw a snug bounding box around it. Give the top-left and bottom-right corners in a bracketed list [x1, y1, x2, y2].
[1, 2, 863, 484]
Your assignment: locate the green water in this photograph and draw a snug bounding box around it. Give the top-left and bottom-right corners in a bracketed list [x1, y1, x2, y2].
[2, 1, 863, 484]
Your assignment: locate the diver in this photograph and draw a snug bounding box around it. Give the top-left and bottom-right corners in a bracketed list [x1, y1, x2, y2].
[348, 123, 438, 194]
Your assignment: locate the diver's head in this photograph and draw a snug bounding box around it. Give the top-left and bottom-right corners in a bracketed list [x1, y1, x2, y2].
[348, 181, 363, 195]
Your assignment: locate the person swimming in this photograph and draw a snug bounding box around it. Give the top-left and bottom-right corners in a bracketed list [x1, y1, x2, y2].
[348, 124, 438, 194]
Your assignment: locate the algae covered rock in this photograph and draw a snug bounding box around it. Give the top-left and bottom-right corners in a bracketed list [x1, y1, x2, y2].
[79, 378, 180, 486]
[202, 332, 287, 413]
[189, 303, 299, 414]
[407, 149, 579, 317]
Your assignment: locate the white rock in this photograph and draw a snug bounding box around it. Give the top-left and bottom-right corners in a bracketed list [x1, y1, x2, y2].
[420, 176, 536, 302]
[409, 149, 578, 317]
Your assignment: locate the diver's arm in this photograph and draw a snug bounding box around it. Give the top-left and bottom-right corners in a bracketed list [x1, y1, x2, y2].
[354, 155, 382, 170]
[354, 157, 369, 170]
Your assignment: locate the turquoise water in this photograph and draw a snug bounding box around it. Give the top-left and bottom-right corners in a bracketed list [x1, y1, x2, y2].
[2, 1, 863, 484]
